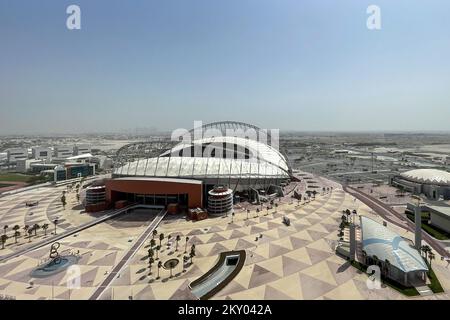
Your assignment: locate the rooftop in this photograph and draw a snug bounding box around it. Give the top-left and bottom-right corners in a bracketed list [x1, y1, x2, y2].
[400, 169, 450, 186]
[360, 216, 428, 273]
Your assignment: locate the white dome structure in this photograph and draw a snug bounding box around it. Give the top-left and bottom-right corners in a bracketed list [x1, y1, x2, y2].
[400, 169, 450, 186]
[391, 168, 450, 200]
[105, 122, 291, 211]
[113, 122, 290, 193]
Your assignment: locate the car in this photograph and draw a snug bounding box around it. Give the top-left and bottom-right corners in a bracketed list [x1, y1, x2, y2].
[25, 201, 39, 207]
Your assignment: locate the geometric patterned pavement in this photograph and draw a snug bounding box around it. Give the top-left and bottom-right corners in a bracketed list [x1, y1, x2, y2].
[103, 187, 408, 300]
[1, 179, 450, 299]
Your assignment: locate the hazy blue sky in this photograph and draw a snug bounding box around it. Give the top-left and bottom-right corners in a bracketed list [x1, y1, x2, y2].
[1, 0, 449, 134]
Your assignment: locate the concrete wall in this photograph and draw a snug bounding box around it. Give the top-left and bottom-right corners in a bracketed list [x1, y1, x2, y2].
[430, 213, 450, 233]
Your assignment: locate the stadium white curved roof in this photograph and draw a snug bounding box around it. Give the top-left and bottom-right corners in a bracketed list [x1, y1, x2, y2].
[360, 216, 428, 273]
[400, 169, 450, 186]
[114, 136, 290, 180]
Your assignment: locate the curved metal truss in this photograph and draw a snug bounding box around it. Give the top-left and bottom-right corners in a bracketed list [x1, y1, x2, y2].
[114, 139, 176, 170]
[185, 120, 273, 143]
[113, 121, 292, 176]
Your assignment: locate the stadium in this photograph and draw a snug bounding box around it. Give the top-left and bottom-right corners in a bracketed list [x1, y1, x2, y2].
[90, 122, 292, 214]
[391, 168, 450, 200]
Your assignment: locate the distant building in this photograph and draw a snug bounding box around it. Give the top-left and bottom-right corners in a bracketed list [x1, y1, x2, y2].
[16, 159, 43, 173]
[6, 148, 28, 163]
[53, 146, 74, 160]
[31, 147, 52, 161]
[74, 145, 91, 156]
[407, 203, 450, 234]
[30, 162, 58, 174]
[391, 169, 450, 200]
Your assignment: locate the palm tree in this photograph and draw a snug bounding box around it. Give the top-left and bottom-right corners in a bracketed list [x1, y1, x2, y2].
[150, 238, 156, 248]
[167, 234, 172, 248]
[42, 223, 49, 236]
[155, 245, 161, 260]
[148, 248, 154, 260]
[175, 235, 181, 251]
[148, 257, 155, 275]
[13, 230, 20, 243]
[152, 229, 158, 240]
[23, 225, 29, 235]
[184, 236, 189, 253]
[420, 245, 428, 258]
[384, 259, 391, 277]
[429, 252, 435, 268]
[53, 219, 58, 235]
[33, 224, 40, 236]
[157, 261, 162, 279]
[0, 234, 8, 249]
[61, 194, 66, 209]
[3, 225, 8, 236]
[189, 244, 196, 264]
[27, 229, 33, 242]
[159, 233, 164, 247]
[12, 225, 20, 234]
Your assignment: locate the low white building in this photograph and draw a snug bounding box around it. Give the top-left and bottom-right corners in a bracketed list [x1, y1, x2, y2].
[391, 169, 450, 200]
[6, 148, 28, 163]
[16, 159, 43, 172]
[53, 146, 74, 160]
[74, 144, 91, 156]
[31, 147, 52, 161]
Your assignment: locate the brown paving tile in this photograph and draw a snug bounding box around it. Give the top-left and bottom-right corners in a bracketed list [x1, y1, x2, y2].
[264, 285, 294, 300]
[282, 255, 310, 276]
[248, 264, 280, 289]
[299, 273, 336, 300]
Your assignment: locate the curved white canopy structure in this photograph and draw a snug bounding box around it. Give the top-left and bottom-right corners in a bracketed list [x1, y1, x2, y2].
[113, 122, 290, 191]
[400, 169, 450, 186]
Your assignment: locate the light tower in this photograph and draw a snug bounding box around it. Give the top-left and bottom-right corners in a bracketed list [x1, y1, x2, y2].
[412, 195, 422, 251]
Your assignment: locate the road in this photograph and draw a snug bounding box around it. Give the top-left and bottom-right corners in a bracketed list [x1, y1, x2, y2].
[344, 186, 449, 258]
[89, 209, 167, 300]
[0, 204, 137, 263]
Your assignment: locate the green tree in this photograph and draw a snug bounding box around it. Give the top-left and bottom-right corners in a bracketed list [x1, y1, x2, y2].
[157, 261, 162, 279]
[53, 219, 58, 235]
[148, 248, 154, 260]
[12, 225, 20, 233]
[189, 244, 196, 264]
[429, 252, 435, 268]
[184, 236, 190, 253]
[61, 194, 66, 209]
[33, 224, 40, 236]
[148, 257, 155, 275]
[14, 230, 20, 243]
[175, 235, 181, 251]
[27, 229, 33, 242]
[0, 234, 8, 249]
[42, 223, 49, 236]
[155, 245, 161, 260]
